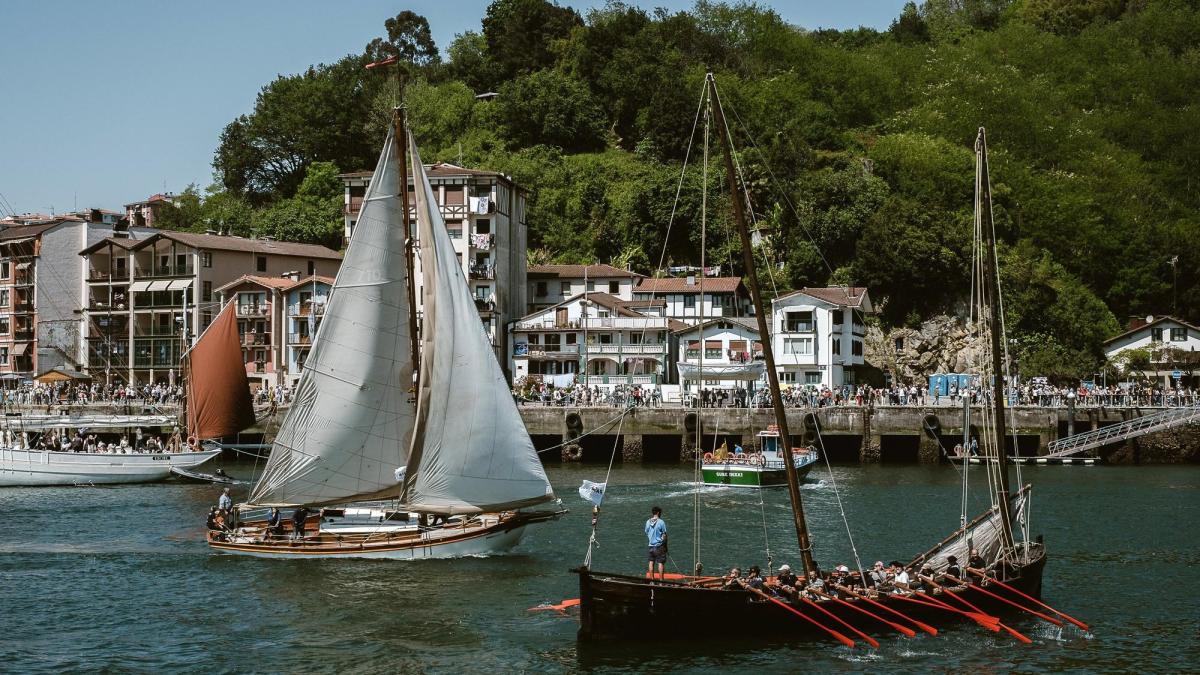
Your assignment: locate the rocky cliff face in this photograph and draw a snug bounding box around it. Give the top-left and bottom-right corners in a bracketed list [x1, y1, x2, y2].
[865, 314, 989, 383]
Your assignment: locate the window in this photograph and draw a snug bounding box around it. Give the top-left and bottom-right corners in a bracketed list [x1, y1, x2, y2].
[832, 338, 841, 356]
[475, 219, 491, 234]
[784, 338, 813, 355]
[256, 256, 266, 272]
[805, 372, 822, 385]
[685, 342, 699, 360]
[0, 290, 8, 306]
[176, 253, 187, 270]
[1151, 327, 1163, 342]
[1171, 327, 1187, 341]
[608, 281, 619, 294]
[565, 333, 577, 345]
[704, 345, 722, 359]
[299, 291, 312, 307]
[832, 309, 844, 325]
[307, 260, 315, 275]
[536, 281, 548, 296]
[201, 310, 212, 330]
[598, 333, 613, 344]
[684, 295, 696, 309]
[201, 252, 212, 268]
[0, 262, 8, 278]
[786, 311, 814, 332]
[202, 281, 212, 302]
[894, 337, 904, 353]
[586, 281, 595, 292]
[560, 281, 571, 295]
[780, 371, 796, 383]
[475, 285, 491, 300]
[852, 340, 863, 356]
[447, 226, 462, 239]
[0, 318, 8, 334]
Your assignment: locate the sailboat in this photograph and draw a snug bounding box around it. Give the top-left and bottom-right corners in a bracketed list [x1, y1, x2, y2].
[574, 75, 1060, 644]
[206, 108, 562, 558]
[0, 303, 251, 487]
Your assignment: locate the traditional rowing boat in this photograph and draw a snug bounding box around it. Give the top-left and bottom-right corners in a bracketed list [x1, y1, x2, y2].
[575, 76, 1060, 645]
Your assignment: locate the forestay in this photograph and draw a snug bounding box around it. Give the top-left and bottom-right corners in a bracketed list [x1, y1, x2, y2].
[401, 136, 554, 515]
[249, 125, 416, 507]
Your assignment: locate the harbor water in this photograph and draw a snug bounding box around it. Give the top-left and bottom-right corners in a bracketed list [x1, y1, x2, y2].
[1, 462, 1196, 673]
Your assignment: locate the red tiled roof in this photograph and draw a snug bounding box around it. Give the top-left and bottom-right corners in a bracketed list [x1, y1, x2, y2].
[133, 231, 343, 259]
[216, 274, 302, 293]
[280, 275, 336, 293]
[777, 286, 869, 308]
[528, 264, 643, 279]
[672, 317, 760, 335]
[340, 163, 503, 180]
[634, 276, 744, 294]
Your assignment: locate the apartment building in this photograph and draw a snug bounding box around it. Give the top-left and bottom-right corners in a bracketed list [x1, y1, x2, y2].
[0, 216, 154, 386]
[632, 276, 752, 324]
[510, 293, 677, 387]
[771, 287, 873, 388]
[282, 276, 333, 387]
[124, 193, 178, 228]
[341, 162, 527, 370]
[214, 276, 292, 389]
[674, 317, 764, 396]
[527, 264, 643, 311]
[81, 231, 341, 386]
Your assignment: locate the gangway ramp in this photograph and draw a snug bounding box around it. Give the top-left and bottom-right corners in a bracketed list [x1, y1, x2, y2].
[1046, 406, 1200, 458]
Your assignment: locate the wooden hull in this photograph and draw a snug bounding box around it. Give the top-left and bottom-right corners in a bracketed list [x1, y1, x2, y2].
[576, 545, 1046, 641]
[207, 510, 561, 559]
[0, 448, 221, 486]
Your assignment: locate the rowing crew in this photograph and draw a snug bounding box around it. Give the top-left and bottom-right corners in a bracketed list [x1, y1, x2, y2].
[721, 550, 990, 599]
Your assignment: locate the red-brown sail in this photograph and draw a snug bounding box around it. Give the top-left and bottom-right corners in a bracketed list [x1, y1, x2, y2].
[184, 302, 255, 440]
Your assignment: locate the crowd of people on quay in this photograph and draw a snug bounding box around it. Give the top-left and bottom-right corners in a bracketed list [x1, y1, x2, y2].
[513, 377, 1200, 410]
[0, 382, 185, 407]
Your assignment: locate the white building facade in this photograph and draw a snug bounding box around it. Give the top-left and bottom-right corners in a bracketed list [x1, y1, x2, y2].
[1102, 316, 1200, 387]
[527, 264, 642, 311]
[632, 276, 752, 324]
[674, 318, 763, 398]
[771, 287, 872, 389]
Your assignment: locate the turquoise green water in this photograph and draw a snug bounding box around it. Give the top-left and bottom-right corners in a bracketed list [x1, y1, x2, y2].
[1, 463, 1197, 673]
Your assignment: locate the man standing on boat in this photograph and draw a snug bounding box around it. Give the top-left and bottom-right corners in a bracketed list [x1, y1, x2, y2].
[645, 506, 667, 580]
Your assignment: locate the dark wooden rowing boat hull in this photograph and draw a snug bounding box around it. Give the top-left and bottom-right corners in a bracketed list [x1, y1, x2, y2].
[575, 544, 1046, 641]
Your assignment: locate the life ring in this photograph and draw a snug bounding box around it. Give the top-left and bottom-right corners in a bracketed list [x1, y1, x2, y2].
[792, 447, 804, 456]
[751, 454, 765, 466]
[703, 452, 714, 462]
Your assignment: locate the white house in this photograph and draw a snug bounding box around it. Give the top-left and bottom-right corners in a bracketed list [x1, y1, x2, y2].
[527, 264, 643, 311]
[632, 276, 752, 324]
[771, 286, 873, 388]
[674, 317, 764, 398]
[509, 292, 676, 387]
[1102, 315, 1200, 387]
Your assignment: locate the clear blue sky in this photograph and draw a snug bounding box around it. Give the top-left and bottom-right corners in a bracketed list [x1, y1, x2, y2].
[0, 1, 908, 216]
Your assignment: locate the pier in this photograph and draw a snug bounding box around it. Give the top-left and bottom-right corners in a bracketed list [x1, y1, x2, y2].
[516, 404, 1200, 464]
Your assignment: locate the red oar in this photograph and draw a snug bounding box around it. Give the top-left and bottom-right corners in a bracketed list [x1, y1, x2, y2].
[837, 585, 938, 636]
[527, 598, 580, 613]
[967, 568, 1089, 630]
[744, 586, 856, 648]
[812, 588, 917, 637]
[895, 593, 1000, 631]
[799, 595, 881, 648]
[946, 575, 1063, 627]
[910, 589, 1033, 645]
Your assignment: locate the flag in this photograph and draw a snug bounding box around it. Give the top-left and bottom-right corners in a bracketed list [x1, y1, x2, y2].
[365, 55, 399, 70]
[578, 480, 606, 507]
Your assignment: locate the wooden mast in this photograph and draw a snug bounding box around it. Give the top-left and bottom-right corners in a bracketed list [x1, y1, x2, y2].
[393, 87, 421, 383]
[975, 127, 1015, 550]
[707, 73, 816, 574]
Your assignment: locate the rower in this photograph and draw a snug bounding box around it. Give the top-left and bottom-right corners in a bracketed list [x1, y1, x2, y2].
[945, 554, 963, 583]
[744, 565, 765, 591]
[773, 564, 799, 598]
[868, 561, 889, 589]
[967, 548, 986, 582]
[722, 567, 743, 589]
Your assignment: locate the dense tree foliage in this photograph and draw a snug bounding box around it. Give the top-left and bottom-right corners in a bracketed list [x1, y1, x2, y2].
[208, 0, 1200, 377]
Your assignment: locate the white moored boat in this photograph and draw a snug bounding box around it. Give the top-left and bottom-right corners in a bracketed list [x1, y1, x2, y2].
[209, 104, 561, 558]
[0, 447, 221, 486]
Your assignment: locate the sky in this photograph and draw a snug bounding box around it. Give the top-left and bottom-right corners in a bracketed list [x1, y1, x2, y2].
[0, 1, 909, 216]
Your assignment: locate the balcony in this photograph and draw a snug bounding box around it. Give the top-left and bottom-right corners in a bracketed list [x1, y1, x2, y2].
[517, 344, 579, 357]
[469, 265, 495, 280]
[253, 361, 266, 374]
[288, 304, 326, 317]
[784, 322, 815, 333]
[146, 265, 194, 278]
[584, 344, 666, 356]
[579, 374, 659, 386]
[287, 332, 312, 345]
[12, 302, 34, 313]
[237, 305, 268, 317]
[474, 297, 495, 312]
[13, 329, 34, 341]
[242, 332, 271, 346]
[581, 317, 667, 331]
[88, 270, 130, 282]
[12, 275, 33, 287]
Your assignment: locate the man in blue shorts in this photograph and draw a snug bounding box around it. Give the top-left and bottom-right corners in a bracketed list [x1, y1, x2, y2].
[645, 506, 668, 580]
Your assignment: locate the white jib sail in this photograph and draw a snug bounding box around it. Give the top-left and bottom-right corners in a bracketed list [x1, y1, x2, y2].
[249, 125, 416, 507]
[402, 134, 554, 515]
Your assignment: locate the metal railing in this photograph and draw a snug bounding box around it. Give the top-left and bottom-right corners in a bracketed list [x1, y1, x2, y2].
[1046, 406, 1200, 457]
[237, 305, 268, 317]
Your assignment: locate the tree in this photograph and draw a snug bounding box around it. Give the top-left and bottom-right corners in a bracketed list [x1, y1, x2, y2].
[481, 0, 582, 81]
[365, 11, 440, 68]
[251, 161, 344, 248]
[494, 70, 606, 151]
[891, 2, 931, 42]
[446, 31, 502, 92]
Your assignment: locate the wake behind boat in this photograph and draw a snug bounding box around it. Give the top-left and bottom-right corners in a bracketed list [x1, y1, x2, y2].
[208, 95, 562, 559]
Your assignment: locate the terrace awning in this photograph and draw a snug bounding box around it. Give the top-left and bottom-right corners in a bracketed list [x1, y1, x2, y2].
[167, 279, 193, 290]
[129, 281, 153, 292]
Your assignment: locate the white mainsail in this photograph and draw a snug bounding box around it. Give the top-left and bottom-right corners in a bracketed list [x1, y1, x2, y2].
[249, 125, 416, 507]
[401, 136, 555, 514]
